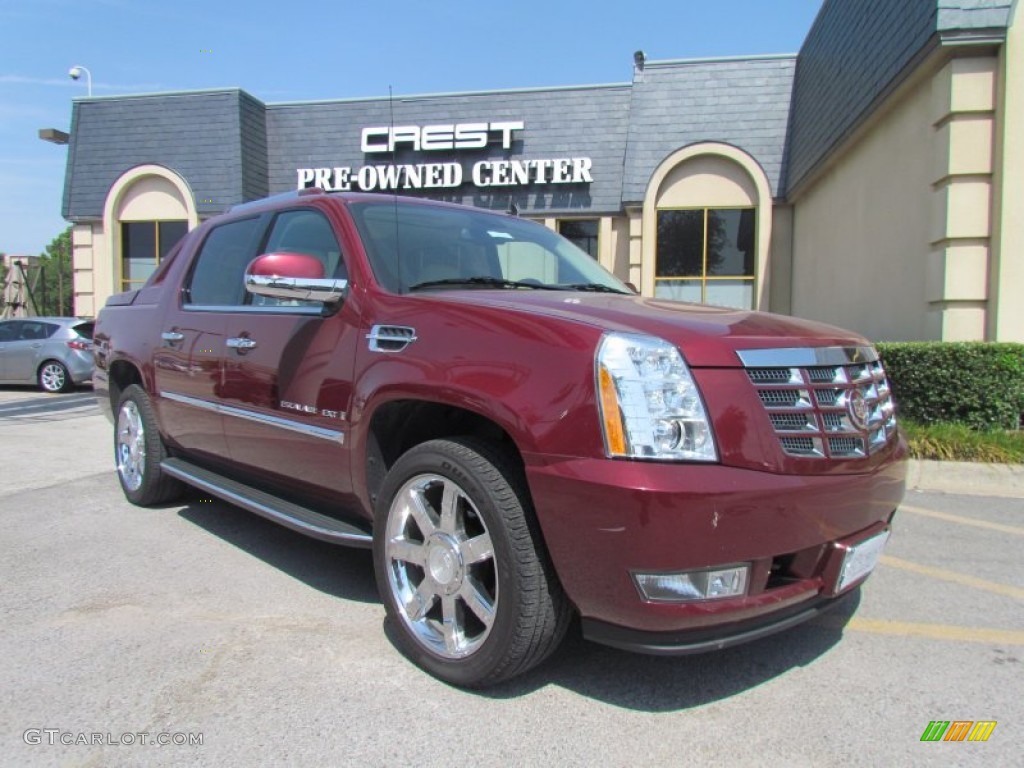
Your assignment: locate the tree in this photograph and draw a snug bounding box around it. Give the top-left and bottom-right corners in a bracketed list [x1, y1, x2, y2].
[34, 227, 74, 316]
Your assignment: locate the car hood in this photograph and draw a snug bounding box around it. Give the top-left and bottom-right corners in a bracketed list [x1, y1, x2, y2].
[426, 291, 873, 367]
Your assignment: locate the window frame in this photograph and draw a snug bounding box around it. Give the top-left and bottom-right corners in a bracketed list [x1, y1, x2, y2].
[182, 206, 348, 314]
[119, 219, 189, 292]
[654, 205, 757, 308]
[557, 218, 600, 260]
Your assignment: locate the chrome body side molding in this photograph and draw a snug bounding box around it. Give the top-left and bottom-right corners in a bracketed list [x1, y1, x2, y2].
[160, 391, 345, 444]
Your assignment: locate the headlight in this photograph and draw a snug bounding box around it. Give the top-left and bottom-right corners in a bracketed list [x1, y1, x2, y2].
[596, 332, 717, 461]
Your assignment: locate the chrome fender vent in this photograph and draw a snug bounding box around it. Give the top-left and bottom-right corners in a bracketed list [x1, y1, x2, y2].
[367, 325, 417, 353]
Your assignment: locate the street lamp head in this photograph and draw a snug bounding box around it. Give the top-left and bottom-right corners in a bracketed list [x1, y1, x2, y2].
[69, 66, 82, 80]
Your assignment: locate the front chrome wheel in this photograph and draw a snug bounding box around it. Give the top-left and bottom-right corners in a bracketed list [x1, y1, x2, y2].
[384, 473, 497, 659]
[116, 399, 146, 492]
[374, 438, 570, 687]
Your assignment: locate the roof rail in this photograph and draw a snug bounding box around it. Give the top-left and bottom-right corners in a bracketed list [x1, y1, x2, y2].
[227, 187, 325, 214]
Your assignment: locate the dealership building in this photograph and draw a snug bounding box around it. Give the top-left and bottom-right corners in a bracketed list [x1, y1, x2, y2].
[57, 0, 1022, 343]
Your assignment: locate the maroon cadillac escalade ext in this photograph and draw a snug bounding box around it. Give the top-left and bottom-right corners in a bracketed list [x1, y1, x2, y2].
[94, 189, 907, 687]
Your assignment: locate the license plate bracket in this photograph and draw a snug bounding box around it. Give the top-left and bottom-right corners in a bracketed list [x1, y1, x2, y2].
[833, 529, 890, 594]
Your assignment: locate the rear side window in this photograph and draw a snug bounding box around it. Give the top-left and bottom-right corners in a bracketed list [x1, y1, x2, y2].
[252, 209, 346, 308]
[72, 322, 94, 340]
[186, 217, 262, 306]
[18, 321, 58, 340]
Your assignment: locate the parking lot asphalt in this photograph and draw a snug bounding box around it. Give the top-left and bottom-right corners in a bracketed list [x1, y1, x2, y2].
[1, 387, 1021, 767]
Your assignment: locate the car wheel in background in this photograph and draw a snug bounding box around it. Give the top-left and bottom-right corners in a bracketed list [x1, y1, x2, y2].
[38, 360, 73, 393]
[115, 384, 183, 506]
[374, 437, 571, 688]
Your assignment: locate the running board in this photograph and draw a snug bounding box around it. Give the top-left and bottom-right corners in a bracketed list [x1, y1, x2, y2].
[161, 458, 373, 548]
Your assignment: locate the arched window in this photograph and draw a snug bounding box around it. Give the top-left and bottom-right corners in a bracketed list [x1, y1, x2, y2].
[102, 165, 198, 293]
[642, 144, 773, 310]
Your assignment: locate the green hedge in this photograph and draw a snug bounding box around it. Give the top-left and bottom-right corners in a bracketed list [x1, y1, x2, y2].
[876, 342, 1024, 430]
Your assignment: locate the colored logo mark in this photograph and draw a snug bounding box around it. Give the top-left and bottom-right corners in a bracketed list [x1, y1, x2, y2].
[920, 720, 997, 742]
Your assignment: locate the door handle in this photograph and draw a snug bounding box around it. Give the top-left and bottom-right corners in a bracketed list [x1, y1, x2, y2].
[161, 330, 185, 345]
[226, 337, 257, 352]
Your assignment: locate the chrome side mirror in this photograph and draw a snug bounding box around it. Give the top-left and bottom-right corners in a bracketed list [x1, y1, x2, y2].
[244, 252, 347, 304]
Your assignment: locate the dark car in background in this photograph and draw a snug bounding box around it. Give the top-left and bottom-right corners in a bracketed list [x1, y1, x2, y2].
[0, 317, 94, 392]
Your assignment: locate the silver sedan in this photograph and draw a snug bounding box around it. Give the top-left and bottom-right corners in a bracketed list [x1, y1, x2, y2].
[0, 317, 94, 392]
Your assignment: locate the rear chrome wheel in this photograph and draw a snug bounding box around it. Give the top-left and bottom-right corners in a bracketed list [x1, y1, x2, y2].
[116, 399, 146, 492]
[374, 437, 570, 688]
[114, 385, 183, 506]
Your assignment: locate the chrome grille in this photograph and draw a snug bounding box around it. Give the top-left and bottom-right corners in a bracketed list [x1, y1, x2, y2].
[744, 352, 898, 460]
[770, 413, 815, 431]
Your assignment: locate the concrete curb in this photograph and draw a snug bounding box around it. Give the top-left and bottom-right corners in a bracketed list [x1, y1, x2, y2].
[907, 459, 1024, 499]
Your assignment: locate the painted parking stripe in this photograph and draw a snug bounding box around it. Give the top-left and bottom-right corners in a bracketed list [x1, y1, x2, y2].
[880, 555, 1024, 601]
[0, 397, 96, 417]
[899, 504, 1024, 537]
[848, 618, 1024, 645]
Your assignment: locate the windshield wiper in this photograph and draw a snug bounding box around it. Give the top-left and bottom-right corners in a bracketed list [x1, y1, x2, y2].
[408, 277, 560, 292]
[559, 283, 631, 294]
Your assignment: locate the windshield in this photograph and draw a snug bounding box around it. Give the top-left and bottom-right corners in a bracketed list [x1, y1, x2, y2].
[348, 201, 630, 295]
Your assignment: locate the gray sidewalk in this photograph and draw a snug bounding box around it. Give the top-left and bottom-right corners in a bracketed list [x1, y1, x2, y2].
[908, 459, 1024, 499]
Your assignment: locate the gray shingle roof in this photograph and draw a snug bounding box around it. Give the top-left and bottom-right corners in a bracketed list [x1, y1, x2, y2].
[621, 56, 797, 203]
[785, 0, 1014, 196]
[937, 0, 1014, 30]
[63, 89, 251, 220]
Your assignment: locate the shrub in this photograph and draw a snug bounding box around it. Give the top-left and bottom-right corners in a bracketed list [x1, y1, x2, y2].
[876, 342, 1024, 430]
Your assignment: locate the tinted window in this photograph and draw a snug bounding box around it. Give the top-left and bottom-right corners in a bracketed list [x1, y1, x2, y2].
[252, 210, 346, 308]
[122, 220, 188, 290]
[0, 322, 19, 342]
[558, 219, 599, 259]
[187, 217, 262, 306]
[18, 321, 58, 340]
[349, 202, 626, 294]
[263, 210, 344, 278]
[72, 322, 94, 340]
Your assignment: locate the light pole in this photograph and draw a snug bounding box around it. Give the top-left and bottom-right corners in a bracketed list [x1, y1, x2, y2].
[68, 65, 92, 97]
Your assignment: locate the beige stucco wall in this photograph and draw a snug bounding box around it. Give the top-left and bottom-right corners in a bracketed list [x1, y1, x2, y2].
[791, 54, 1000, 341]
[991, 2, 1024, 341]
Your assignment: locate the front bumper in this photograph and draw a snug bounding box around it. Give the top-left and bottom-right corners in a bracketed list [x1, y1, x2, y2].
[582, 588, 857, 655]
[524, 445, 906, 644]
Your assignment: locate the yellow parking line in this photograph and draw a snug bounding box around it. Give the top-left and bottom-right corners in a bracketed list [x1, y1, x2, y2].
[880, 555, 1024, 601]
[848, 618, 1024, 645]
[899, 504, 1024, 537]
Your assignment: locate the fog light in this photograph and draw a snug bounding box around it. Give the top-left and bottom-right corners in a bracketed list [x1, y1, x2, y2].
[634, 566, 749, 603]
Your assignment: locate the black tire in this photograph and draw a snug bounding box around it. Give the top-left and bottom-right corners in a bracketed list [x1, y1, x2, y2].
[114, 384, 183, 506]
[38, 360, 73, 393]
[373, 437, 571, 688]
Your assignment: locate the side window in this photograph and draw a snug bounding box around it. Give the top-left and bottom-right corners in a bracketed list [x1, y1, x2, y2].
[0, 322, 19, 342]
[186, 217, 262, 306]
[19, 321, 58, 340]
[253, 209, 345, 307]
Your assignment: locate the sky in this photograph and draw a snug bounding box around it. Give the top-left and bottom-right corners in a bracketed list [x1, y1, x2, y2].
[0, 0, 824, 256]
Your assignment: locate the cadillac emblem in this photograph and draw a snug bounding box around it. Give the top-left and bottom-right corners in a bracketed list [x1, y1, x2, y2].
[847, 390, 869, 430]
